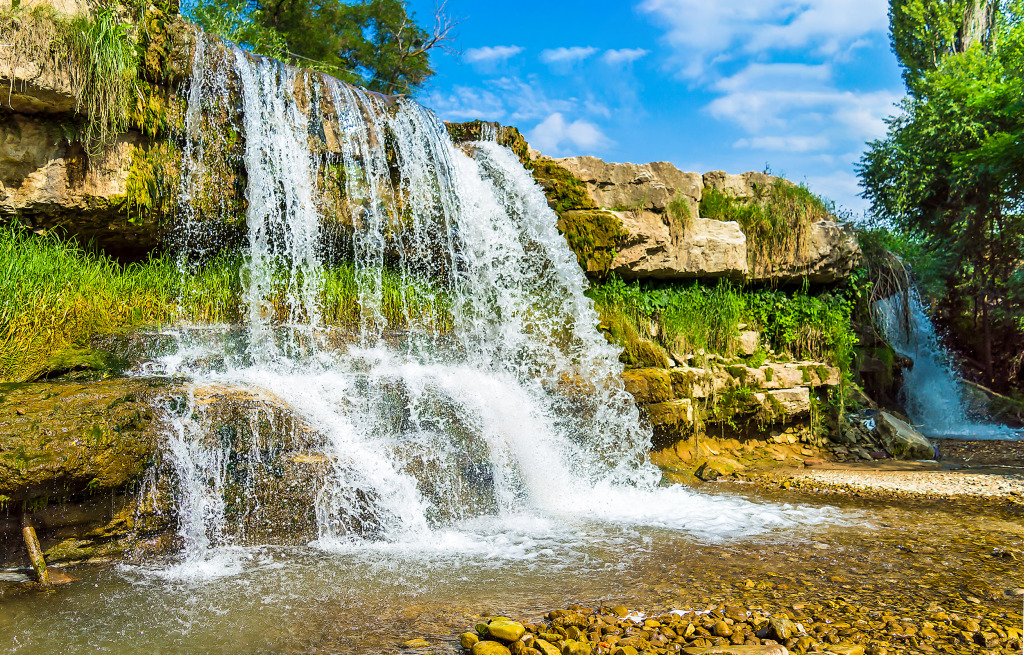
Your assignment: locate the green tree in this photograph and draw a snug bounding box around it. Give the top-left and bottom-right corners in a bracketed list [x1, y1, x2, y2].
[186, 0, 457, 95]
[889, 0, 999, 87]
[860, 0, 1024, 391]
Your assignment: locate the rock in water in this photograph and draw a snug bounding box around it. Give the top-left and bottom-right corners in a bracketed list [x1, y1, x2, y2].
[874, 412, 936, 460]
[488, 620, 527, 642]
[472, 641, 512, 655]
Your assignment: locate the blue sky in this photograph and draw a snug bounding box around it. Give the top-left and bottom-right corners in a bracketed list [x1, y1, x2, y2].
[406, 0, 907, 215]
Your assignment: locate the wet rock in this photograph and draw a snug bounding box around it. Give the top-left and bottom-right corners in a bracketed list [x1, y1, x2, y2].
[0, 379, 169, 499]
[462, 633, 481, 648]
[534, 640, 561, 655]
[472, 641, 512, 655]
[683, 646, 789, 655]
[874, 412, 935, 460]
[402, 638, 430, 648]
[489, 620, 527, 642]
[825, 645, 863, 655]
[696, 457, 746, 482]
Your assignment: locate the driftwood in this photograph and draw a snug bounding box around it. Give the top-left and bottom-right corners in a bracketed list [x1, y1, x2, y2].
[19, 502, 50, 587]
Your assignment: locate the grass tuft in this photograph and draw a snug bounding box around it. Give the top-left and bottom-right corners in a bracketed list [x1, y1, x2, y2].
[0, 5, 140, 155]
[0, 227, 453, 382]
[700, 180, 833, 272]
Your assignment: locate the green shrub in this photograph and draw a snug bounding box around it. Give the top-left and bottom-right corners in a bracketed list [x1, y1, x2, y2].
[589, 276, 857, 379]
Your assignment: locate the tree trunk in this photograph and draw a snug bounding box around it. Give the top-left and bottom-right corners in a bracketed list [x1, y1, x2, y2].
[957, 0, 998, 53]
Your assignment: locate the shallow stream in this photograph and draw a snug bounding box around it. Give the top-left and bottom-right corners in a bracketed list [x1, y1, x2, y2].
[2, 488, 1020, 654]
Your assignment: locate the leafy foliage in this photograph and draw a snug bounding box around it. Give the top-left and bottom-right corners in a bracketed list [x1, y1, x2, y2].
[859, 0, 1024, 390]
[589, 277, 858, 377]
[185, 0, 455, 94]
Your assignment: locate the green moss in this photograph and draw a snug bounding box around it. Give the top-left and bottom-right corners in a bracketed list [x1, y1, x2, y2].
[556, 210, 626, 278]
[531, 159, 596, 213]
[764, 366, 774, 382]
[747, 348, 768, 368]
[725, 365, 748, 382]
[444, 120, 533, 168]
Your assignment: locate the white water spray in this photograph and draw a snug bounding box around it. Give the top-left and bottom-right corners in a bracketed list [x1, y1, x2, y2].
[874, 289, 1019, 440]
[154, 36, 840, 575]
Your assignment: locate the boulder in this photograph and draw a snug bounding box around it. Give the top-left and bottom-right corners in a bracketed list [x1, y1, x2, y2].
[874, 412, 935, 460]
[556, 156, 703, 220]
[0, 379, 169, 499]
[695, 456, 746, 481]
[702, 171, 778, 201]
[738, 331, 760, 356]
[610, 211, 749, 280]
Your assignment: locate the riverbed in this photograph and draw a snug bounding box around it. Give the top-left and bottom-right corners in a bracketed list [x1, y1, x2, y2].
[1, 484, 1020, 654]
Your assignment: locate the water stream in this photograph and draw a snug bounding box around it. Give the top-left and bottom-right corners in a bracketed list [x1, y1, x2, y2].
[874, 289, 1020, 440]
[122, 36, 856, 578]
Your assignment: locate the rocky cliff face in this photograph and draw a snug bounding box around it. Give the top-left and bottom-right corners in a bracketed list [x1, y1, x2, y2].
[0, 1, 195, 256]
[554, 156, 861, 284]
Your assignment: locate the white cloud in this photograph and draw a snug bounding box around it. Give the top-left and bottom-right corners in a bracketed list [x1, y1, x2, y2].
[602, 48, 650, 65]
[528, 113, 611, 155]
[540, 47, 599, 67]
[424, 86, 507, 121]
[733, 136, 831, 152]
[463, 46, 524, 65]
[638, 0, 888, 79]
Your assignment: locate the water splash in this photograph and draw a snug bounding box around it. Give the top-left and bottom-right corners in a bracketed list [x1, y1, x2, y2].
[154, 35, 842, 575]
[874, 289, 1019, 440]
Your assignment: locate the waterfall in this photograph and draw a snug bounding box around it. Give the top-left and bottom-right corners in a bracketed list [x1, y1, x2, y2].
[147, 35, 835, 575]
[874, 288, 1018, 440]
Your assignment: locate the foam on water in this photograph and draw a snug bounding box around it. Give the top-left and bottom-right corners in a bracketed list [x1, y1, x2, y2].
[149, 35, 845, 579]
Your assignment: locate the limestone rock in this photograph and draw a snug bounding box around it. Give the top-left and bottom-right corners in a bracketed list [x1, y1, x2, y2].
[0, 45, 78, 115]
[610, 211, 748, 280]
[874, 412, 935, 460]
[703, 171, 779, 201]
[738, 331, 760, 356]
[752, 220, 861, 284]
[621, 368, 673, 404]
[556, 156, 703, 220]
[0, 114, 159, 256]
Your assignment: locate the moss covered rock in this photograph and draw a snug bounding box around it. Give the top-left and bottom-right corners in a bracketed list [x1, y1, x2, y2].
[0, 379, 170, 500]
[556, 209, 626, 278]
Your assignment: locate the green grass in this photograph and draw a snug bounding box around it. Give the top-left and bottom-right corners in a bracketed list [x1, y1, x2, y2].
[589, 276, 857, 376]
[700, 180, 833, 270]
[0, 5, 140, 155]
[0, 227, 452, 382]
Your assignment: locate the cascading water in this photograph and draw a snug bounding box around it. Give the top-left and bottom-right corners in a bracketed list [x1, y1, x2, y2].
[874, 289, 1019, 440]
[148, 34, 838, 577]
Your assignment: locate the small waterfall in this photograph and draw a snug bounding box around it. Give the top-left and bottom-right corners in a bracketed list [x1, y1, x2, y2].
[149, 34, 835, 574]
[874, 289, 1018, 440]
